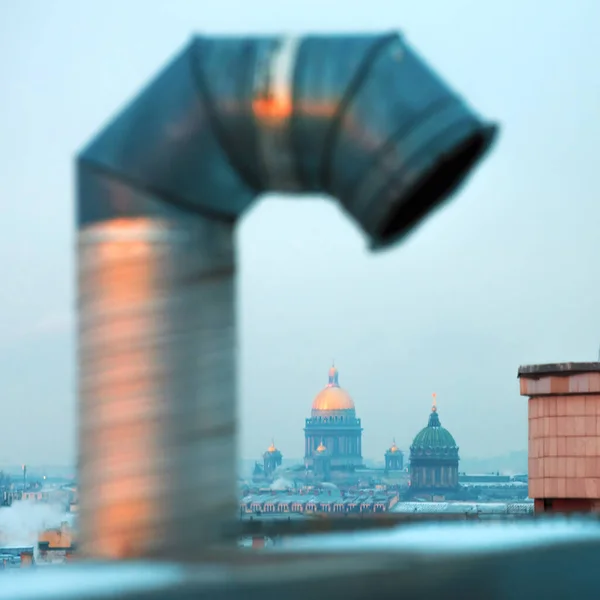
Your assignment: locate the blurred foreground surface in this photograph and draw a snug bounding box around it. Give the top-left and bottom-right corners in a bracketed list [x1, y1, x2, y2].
[1, 519, 600, 599]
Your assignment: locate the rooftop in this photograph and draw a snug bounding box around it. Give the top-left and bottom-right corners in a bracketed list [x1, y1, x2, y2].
[391, 502, 533, 514]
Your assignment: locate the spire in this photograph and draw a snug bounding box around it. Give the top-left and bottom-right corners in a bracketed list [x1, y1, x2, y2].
[428, 393, 441, 427]
[327, 362, 339, 387]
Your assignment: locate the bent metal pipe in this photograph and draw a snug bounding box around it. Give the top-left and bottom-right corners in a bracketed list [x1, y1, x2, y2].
[77, 33, 498, 560]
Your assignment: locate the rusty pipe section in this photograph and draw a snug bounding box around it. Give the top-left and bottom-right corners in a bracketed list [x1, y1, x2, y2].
[77, 33, 497, 560]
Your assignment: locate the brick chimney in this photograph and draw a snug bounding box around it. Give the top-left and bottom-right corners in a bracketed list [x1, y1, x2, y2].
[519, 362, 600, 513]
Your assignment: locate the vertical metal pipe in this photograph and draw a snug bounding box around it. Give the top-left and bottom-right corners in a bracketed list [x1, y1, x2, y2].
[77, 209, 235, 560]
[76, 32, 498, 561]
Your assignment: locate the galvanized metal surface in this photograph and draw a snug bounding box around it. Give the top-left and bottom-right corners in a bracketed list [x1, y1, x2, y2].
[77, 31, 497, 562]
[79, 33, 497, 246]
[77, 202, 236, 560]
[3, 520, 600, 599]
[253, 35, 303, 190]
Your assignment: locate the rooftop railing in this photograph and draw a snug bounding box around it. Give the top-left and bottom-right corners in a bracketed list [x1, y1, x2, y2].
[3, 518, 600, 599]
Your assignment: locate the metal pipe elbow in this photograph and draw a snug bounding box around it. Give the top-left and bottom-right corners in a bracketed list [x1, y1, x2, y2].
[79, 33, 497, 248]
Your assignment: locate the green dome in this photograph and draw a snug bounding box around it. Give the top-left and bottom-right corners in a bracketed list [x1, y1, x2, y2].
[410, 408, 459, 461]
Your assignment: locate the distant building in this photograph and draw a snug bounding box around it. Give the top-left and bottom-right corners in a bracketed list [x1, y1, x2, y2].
[313, 441, 332, 481]
[239, 488, 399, 516]
[263, 442, 283, 478]
[0, 547, 34, 569]
[384, 440, 404, 473]
[251, 364, 415, 488]
[38, 521, 76, 563]
[304, 365, 363, 471]
[409, 396, 459, 493]
[459, 474, 511, 484]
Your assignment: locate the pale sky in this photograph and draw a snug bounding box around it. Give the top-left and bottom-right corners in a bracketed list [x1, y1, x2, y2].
[1, 0, 600, 467]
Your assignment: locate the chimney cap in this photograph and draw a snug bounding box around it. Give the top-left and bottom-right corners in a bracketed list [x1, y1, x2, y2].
[518, 362, 600, 378]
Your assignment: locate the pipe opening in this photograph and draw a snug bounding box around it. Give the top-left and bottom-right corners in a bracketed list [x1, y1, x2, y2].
[375, 125, 498, 249]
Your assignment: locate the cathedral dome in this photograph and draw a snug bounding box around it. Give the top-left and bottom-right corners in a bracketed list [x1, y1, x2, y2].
[311, 365, 355, 414]
[410, 397, 459, 460]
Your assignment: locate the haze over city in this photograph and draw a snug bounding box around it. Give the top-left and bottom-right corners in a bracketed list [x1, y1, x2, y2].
[2, 0, 600, 469]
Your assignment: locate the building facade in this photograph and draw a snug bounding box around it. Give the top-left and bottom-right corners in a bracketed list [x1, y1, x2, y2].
[409, 397, 459, 491]
[304, 365, 363, 470]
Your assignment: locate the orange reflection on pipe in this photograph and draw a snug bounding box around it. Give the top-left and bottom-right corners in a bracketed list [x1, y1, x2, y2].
[294, 99, 337, 119]
[252, 96, 384, 154]
[80, 217, 161, 559]
[252, 94, 293, 121]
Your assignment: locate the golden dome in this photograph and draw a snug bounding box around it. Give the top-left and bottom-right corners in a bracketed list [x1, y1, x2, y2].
[387, 437, 400, 453]
[312, 386, 355, 411]
[311, 365, 355, 412]
[316, 441, 327, 453]
[267, 440, 278, 453]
